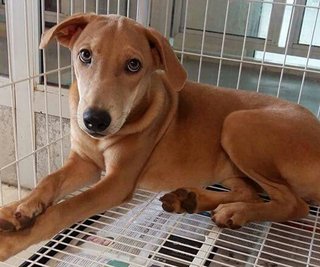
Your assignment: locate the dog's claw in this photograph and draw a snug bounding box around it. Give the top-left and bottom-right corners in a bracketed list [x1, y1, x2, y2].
[160, 188, 198, 214]
[212, 215, 237, 228]
[225, 219, 240, 229]
[161, 201, 175, 212]
[211, 203, 246, 229]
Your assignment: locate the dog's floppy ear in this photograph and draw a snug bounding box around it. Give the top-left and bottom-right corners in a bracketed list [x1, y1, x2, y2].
[39, 13, 96, 49]
[146, 28, 187, 91]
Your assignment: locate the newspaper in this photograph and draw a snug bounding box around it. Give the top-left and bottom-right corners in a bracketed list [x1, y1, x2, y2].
[49, 198, 214, 267]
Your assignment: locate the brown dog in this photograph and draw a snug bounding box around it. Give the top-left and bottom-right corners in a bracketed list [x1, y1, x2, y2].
[0, 13, 319, 260]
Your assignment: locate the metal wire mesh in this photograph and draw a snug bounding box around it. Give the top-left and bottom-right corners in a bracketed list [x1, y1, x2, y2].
[5, 187, 320, 267]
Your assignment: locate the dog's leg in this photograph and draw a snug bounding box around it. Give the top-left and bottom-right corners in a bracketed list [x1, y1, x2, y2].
[160, 177, 261, 214]
[0, 171, 135, 261]
[0, 151, 101, 232]
[211, 174, 309, 229]
[211, 109, 312, 228]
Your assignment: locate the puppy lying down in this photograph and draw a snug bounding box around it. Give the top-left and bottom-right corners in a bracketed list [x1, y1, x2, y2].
[0, 13, 319, 260]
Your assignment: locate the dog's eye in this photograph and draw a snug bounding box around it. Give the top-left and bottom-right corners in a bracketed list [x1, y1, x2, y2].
[79, 49, 92, 64]
[126, 59, 141, 73]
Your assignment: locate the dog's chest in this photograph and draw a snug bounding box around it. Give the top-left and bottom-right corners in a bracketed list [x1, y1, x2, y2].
[137, 132, 227, 191]
[137, 145, 240, 192]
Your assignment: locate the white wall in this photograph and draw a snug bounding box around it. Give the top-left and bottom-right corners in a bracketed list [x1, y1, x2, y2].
[0, 107, 70, 187]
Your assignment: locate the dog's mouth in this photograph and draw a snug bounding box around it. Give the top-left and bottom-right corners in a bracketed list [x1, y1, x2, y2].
[88, 132, 106, 138]
[82, 130, 107, 139]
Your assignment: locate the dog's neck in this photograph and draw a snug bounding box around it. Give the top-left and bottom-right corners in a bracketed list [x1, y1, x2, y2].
[124, 88, 151, 127]
[117, 72, 177, 138]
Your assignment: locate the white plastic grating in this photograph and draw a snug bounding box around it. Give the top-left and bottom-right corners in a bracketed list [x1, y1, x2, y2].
[0, 0, 320, 266]
[4, 186, 319, 267]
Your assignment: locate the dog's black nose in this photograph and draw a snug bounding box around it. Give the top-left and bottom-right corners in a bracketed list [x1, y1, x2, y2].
[83, 108, 111, 133]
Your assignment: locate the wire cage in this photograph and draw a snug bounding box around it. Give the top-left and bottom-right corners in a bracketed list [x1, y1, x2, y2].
[0, 0, 319, 266]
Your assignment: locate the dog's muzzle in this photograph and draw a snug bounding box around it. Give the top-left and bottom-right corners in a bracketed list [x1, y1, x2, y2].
[83, 108, 111, 136]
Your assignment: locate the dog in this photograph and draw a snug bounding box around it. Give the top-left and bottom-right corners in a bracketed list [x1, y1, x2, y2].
[0, 13, 319, 260]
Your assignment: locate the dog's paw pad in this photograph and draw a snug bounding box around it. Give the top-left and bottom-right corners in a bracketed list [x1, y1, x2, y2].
[160, 188, 198, 214]
[0, 200, 44, 232]
[0, 212, 34, 232]
[160, 194, 176, 212]
[180, 191, 197, 213]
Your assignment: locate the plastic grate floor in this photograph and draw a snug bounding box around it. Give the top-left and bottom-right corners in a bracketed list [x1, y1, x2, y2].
[5, 186, 319, 267]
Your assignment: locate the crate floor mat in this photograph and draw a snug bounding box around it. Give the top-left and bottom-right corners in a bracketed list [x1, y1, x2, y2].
[19, 187, 320, 267]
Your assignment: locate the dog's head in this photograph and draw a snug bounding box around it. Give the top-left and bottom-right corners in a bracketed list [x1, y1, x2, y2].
[40, 13, 187, 138]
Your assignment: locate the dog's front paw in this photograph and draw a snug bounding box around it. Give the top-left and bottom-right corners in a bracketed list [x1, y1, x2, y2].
[211, 203, 248, 229]
[160, 188, 198, 214]
[0, 202, 27, 232]
[0, 199, 45, 232]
